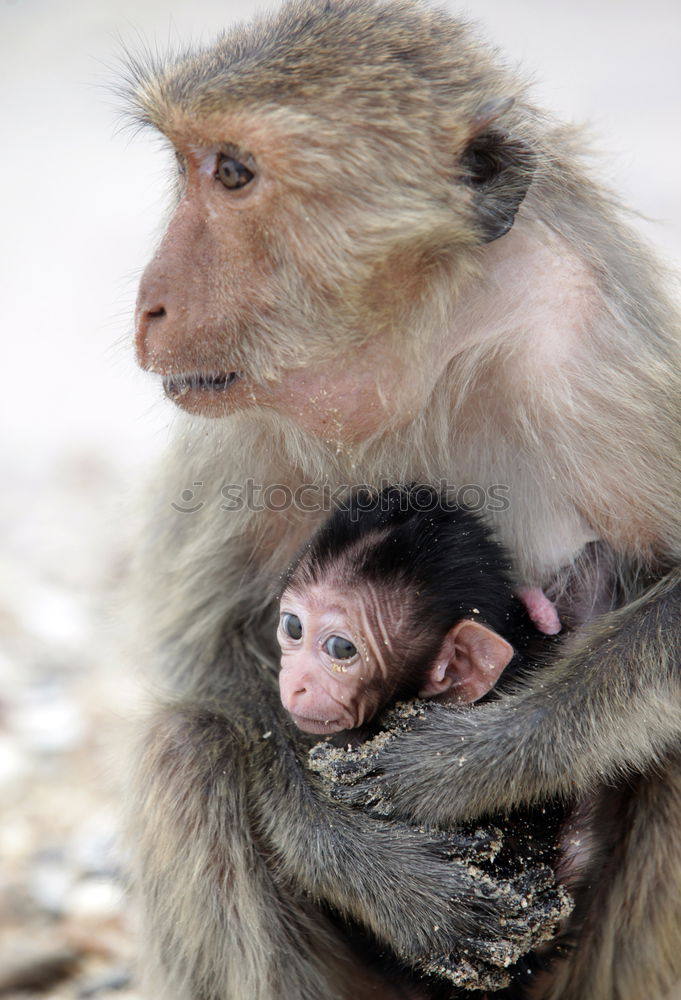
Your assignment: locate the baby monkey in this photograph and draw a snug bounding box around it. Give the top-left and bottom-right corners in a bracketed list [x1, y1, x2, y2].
[278, 486, 573, 993]
[278, 485, 557, 735]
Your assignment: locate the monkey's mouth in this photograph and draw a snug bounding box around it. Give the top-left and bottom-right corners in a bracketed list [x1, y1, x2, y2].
[291, 714, 344, 735]
[162, 372, 242, 397]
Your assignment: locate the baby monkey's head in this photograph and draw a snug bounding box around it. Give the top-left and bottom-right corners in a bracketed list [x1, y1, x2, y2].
[278, 486, 516, 735]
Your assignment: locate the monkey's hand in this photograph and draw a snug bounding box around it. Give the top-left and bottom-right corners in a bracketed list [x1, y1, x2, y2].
[282, 813, 571, 980]
[309, 699, 433, 816]
[312, 571, 681, 825]
[396, 855, 572, 984]
[412, 866, 570, 993]
[257, 717, 572, 977]
[309, 695, 548, 821]
[307, 706, 573, 977]
[413, 865, 572, 991]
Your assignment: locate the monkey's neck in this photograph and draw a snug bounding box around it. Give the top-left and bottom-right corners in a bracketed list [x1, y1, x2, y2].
[444, 220, 600, 369]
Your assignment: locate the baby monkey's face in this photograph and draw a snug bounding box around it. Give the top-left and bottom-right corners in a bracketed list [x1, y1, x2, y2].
[277, 582, 407, 734]
[278, 578, 516, 735]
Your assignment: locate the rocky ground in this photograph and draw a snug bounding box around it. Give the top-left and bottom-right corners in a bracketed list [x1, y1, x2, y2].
[0, 453, 142, 999]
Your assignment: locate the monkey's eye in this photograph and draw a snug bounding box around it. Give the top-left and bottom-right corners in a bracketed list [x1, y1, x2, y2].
[324, 636, 357, 660]
[281, 613, 303, 640]
[216, 154, 255, 190]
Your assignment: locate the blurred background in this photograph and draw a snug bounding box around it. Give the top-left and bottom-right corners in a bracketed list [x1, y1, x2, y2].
[0, 0, 679, 996]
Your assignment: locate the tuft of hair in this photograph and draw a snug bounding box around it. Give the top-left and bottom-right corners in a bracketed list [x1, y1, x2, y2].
[125, 0, 513, 126]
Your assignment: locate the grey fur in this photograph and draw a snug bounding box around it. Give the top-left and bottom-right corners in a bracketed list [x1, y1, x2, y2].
[125, 1, 681, 997]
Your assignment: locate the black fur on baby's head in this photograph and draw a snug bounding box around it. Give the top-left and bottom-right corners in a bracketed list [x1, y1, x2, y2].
[283, 484, 516, 651]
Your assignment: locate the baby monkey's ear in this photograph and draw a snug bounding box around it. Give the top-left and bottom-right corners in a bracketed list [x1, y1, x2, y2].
[418, 620, 514, 703]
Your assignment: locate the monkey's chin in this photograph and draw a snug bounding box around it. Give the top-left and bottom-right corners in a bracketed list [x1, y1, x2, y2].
[162, 372, 249, 417]
[291, 714, 345, 735]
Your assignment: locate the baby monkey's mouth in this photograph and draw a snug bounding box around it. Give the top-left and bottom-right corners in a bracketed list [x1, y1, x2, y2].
[163, 372, 242, 397]
[291, 714, 344, 735]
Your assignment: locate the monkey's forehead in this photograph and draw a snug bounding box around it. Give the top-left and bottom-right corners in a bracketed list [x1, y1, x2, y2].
[280, 579, 411, 628]
[126, 0, 515, 129]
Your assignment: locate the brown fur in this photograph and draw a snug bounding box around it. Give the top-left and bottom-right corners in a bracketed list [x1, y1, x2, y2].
[124, 1, 681, 997]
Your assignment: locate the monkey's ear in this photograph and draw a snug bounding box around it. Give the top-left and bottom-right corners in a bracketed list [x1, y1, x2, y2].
[418, 620, 514, 703]
[460, 98, 536, 243]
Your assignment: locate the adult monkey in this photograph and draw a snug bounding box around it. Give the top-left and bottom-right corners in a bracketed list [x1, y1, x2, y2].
[127, 0, 681, 998]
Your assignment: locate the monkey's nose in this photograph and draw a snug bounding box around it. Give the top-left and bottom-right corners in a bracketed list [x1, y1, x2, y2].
[287, 685, 310, 707]
[279, 672, 306, 708]
[135, 305, 167, 368]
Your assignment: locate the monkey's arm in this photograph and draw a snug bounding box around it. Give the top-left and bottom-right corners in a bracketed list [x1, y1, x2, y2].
[312, 568, 681, 824]
[246, 708, 566, 974]
[130, 686, 568, 992]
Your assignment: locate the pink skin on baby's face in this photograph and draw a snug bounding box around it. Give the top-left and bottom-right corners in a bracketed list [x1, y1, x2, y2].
[277, 582, 409, 734]
[278, 580, 515, 734]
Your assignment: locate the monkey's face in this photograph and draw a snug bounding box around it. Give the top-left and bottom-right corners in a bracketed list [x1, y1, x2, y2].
[133, 106, 483, 444]
[132, 20, 535, 446]
[277, 582, 406, 733]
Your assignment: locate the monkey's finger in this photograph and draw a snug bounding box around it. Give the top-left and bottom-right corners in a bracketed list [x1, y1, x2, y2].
[433, 824, 504, 863]
[470, 882, 572, 962]
[308, 746, 384, 785]
[459, 864, 570, 931]
[324, 779, 396, 815]
[378, 699, 432, 731]
[508, 865, 557, 902]
[308, 720, 407, 782]
[454, 907, 558, 969]
[416, 951, 512, 992]
[451, 933, 530, 970]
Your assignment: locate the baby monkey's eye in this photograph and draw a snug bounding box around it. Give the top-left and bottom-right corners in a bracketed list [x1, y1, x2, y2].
[282, 614, 303, 640]
[324, 636, 357, 660]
